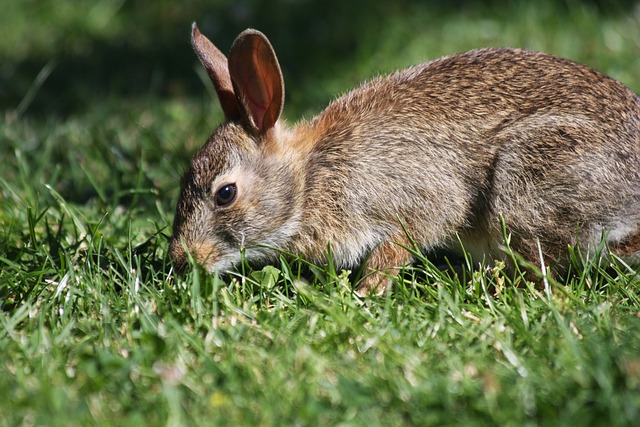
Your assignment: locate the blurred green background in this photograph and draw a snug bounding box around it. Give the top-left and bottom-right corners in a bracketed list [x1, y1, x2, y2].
[3, 0, 640, 120]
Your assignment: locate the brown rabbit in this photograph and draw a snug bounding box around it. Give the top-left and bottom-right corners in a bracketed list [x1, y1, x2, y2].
[170, 23, 640, 293]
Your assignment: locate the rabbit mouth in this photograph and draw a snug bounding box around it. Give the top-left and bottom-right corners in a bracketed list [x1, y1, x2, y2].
[170, 233, 283, 274]
[184, 241, 234, 273]
[170, 238, 227, 274]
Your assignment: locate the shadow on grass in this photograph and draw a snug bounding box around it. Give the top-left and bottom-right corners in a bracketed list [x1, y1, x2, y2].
[2, 0, 635, 117]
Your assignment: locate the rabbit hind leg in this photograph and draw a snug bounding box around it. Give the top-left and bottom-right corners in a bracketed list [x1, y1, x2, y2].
[608, 229, 640, 266]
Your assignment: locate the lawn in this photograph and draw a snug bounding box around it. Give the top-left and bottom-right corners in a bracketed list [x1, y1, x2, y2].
[2, 0, 640, 425]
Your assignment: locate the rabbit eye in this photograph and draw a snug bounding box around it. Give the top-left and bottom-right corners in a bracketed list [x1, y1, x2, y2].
[215, 183, 237, 207]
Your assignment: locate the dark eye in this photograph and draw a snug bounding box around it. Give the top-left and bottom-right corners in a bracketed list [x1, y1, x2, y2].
[215, 183, 237, 207]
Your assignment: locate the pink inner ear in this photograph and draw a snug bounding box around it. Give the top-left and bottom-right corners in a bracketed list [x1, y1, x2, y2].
[233, 46, 274, 131]
[244, 48, 272, 130]
[228, 29, 284, 133]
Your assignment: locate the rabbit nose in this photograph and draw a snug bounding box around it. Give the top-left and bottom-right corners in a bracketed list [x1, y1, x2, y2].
[169, 238, 188, 274]
[173, 256, 187, 275]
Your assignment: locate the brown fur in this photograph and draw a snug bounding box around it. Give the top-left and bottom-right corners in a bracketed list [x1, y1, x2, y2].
[170, 25, 640, 293]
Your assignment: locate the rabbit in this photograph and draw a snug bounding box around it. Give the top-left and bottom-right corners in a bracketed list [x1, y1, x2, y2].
[170, 23, 640, 294]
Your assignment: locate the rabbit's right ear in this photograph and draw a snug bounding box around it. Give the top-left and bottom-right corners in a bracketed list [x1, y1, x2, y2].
[191, 23, 242, 121]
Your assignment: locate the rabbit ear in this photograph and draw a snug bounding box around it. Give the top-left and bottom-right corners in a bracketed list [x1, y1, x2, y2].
[191, 23, 242, 121]
[228, 29, 284, 134]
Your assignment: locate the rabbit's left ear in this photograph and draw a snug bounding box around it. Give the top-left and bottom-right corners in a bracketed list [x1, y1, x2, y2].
[228, 29, 284, 134]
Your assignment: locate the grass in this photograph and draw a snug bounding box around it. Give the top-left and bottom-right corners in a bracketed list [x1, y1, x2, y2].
[2, 0, 640, 425]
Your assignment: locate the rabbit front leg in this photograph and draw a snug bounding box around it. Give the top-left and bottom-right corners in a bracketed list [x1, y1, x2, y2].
[355, 234, 413, 295]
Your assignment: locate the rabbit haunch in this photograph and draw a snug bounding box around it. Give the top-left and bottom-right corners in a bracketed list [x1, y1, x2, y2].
[170, 24, 640, 293]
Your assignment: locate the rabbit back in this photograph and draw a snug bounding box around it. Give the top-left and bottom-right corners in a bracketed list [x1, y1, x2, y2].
[294, 48, 640, 268]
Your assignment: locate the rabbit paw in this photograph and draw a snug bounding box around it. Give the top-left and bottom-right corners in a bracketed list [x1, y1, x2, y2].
[355, 236, 412, 296]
